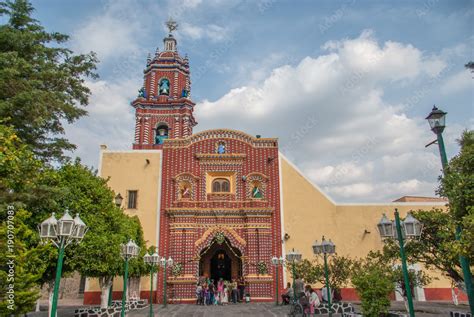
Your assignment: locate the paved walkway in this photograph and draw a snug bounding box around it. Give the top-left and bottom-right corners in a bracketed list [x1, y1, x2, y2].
[127, 301, 471, 317]
[27, 301, 471, 316]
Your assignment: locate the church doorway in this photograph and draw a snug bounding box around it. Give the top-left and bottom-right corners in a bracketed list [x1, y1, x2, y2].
[199, 238, 242, 283]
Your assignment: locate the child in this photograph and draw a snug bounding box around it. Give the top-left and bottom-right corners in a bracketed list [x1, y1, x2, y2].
[203, 283, 209, 306]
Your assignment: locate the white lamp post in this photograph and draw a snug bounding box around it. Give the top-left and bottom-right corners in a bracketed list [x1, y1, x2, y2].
[38, 209, 88, 317]
[312, 236, 336, 316]
[159, 256, 173, 308]
[144, 248, 160, 317]
[120, 239, 139, 317]
[271, 256, 285, 305]
[285, 248, 302, 305]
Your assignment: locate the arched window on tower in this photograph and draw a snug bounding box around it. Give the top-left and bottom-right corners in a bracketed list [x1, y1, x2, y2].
[155, 124, 169, 145]
[212, 178, 230, 193]
[159, 78, 170, 95]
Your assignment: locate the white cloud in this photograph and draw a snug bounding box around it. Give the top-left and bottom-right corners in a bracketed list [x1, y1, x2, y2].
[195, 30, 451, 202]
[65, 79, 138, 167]
[441, 69, 473, 95]
[181, 23, 229, 42]
[72, 0, 149, 61]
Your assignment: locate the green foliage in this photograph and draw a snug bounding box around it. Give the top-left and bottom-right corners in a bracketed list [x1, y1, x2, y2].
[291, 259, 323, 284]
[351, 251, 395, 317]
[45, 162, 147, 282]
[326, 255, 354, 291]
[0, 207, 45, 315]
[291, 255, 353, 291]
[0, 123, 43, 204]
[439, 130, 474, 222]
[438, 131, 474, 260]
[0, 0, 98, 162]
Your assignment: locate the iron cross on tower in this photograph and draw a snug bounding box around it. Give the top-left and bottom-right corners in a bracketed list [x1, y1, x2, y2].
[166, 18, 178, 34]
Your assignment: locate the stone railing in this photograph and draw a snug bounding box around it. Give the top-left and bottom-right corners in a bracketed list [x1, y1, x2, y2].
[314, 302, 354, 314]
[74, 299, 148, 317]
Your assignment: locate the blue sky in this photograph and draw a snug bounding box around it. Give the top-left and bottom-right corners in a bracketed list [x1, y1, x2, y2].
[29, 0, 473, 202]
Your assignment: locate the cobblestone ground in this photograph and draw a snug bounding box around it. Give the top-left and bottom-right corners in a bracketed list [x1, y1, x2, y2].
[28, 301, 471, 317]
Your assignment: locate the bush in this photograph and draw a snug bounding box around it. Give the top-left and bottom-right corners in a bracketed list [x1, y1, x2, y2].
[351, 252, 394, 317]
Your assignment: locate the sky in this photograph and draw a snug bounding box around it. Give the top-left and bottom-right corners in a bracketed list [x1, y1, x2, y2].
[29, 0, 473, 203]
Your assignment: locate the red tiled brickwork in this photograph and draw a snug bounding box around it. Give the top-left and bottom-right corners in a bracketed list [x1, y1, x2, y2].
[156, 131, 283, 302]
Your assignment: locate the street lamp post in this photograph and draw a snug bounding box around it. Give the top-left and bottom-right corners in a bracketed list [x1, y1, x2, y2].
[120, 239, 139, 317]
[378, 210, 422, 317]
[426, 106, 474, 314]
[39, 210, 88, 317]
[313, 236, 336, 317]
[271, 256, 285, 305]
[144, 249, 160, 317]
[285, 248, 302, 305]
[159, 256, 173, 308]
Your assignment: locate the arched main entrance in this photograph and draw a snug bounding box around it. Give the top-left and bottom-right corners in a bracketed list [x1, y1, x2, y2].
[199, 238, 242, 282]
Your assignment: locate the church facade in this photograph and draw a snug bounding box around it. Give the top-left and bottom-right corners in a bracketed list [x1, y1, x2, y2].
[83, 26, 461, 304]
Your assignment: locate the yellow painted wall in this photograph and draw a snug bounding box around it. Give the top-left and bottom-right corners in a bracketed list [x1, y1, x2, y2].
[279, 155, 451, 288]
[86, 149, 162, 292]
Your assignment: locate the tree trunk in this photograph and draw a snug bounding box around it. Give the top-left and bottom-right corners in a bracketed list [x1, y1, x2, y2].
[98, 276, 113, 309]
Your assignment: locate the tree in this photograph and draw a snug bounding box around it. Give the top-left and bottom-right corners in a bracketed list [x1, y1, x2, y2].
[292, 259, 323, 284]
[438, 130, 473, 237]
[291, 255, 353, 298]
[38, 161, 147, 309]
[0, 0, 98, 162]
[0, 124, 50, 314]
[351, 251, 395, 317]
[0, 207, 48, 315]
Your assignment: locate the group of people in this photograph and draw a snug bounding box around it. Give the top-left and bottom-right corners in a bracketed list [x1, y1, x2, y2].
[196, 276, 246, 305]
[281, 275, 339, 314]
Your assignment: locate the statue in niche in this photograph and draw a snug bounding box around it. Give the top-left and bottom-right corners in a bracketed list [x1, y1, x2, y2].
[155, 126, 168, 144]
[217, 142, 226, 154]
[251, 182, 263, 199]
[159, 79, 170, 95]
[180, 182, 191, 200]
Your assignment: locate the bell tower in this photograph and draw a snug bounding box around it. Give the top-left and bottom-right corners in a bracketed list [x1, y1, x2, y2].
[132, 19, 196, 149]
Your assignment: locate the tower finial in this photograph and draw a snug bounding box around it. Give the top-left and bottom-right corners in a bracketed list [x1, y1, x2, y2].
[166, 18, 178, 34]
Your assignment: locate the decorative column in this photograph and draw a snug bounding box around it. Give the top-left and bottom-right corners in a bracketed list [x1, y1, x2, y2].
[150, 72, 156, 98]
[173, 72, 179, 98]
[174, 116, 180, 139]
[134, 117, 141, 144]
[183, 116, 190, 138]
[143, 117, 150, 145]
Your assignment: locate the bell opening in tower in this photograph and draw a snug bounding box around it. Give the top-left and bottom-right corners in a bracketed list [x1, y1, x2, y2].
[155, 124, 169, 145]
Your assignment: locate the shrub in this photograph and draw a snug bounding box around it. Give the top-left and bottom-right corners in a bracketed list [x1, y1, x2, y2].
[351, 252, 394, 317]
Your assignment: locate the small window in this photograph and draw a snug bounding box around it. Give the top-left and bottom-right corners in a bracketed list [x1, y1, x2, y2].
[128, 190, 138, 209]
[212, 179, 230, 193]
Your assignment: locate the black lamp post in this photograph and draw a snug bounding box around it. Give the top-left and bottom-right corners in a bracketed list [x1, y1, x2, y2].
[426, 106, 474, 314]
